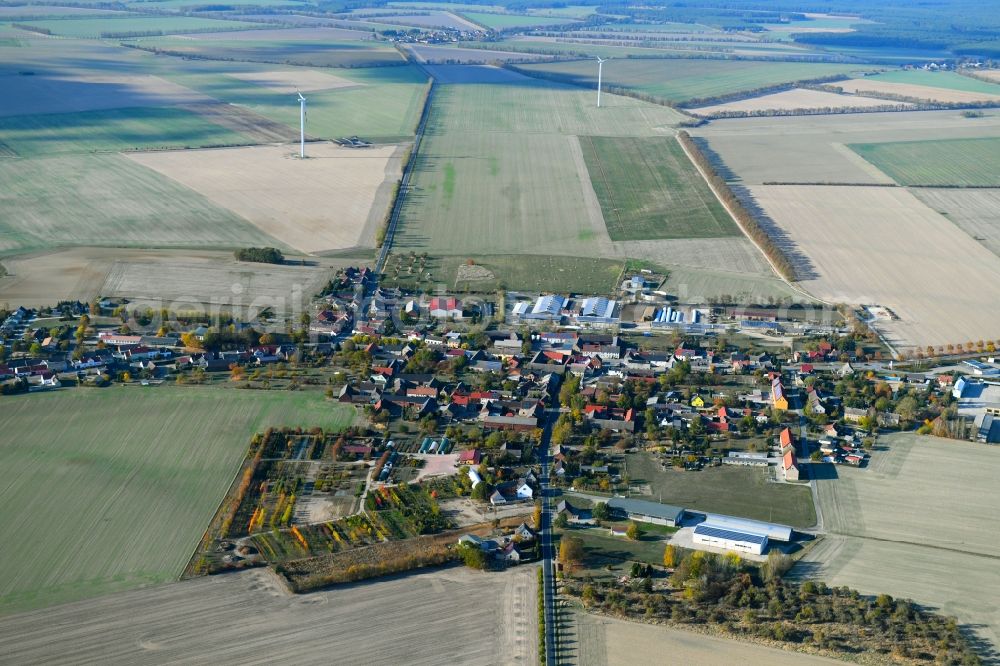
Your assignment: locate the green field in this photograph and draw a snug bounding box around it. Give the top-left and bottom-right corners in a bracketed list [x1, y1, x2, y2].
[0, 106, 255, 156]
[138, 36, 408, 68]
[849, 137, 1000, 186]
[166, 65, 429, 143]
[516, 58, 878, 104]
[458, 11, 579, 29]
[625, 453, 817, 528]
[0, 154, 285, 256]
[864, 69, 1000, 95]
[0, 387, 354, 614]
[129, 0, 307, 8]
[16, 16, 264, 38]
[395, 79, 687, 267]
[580, 135, 735, 241]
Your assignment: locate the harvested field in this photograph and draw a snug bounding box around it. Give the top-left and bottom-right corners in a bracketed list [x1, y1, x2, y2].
[0, 6, 126, 17]
[690, 110, 1000, 185]
[100, 253, 335, 310]
[862, 69, 1000, 96]
[747, 184, 1000, 349]
[0, 106, 256, 156]
[0, 72, 211, 117]
[690, 87, 912, 116]
[126, 143, 404, 254]
[836, 77, 1000, 103]
[170, 65, 429, 142]
[459, 11, 578, 29]
[849, 136, 1000, 186]
[579, 135, 736, 241]
[406, 43, 554, 64]
[0, 247, 347, 310]
[515, 58, 876, 105]
[573, 610, 842, 666]
[140, 36, 407, 68]
[0, 387, 354, 615]
[913, 188, 1000, 258]
[0, 154, 279, 256]
[179, 26, 376, 41]
[378, 11, 481, 30]
[16, 16, 262, 38]
[0, 566, 538, 665]
[796, 433, 1000, 647]
[226, 69, 360, 94]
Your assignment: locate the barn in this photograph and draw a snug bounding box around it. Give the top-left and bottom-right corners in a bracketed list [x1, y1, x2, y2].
[692, 523, 768, 556]
[606, 498, 685, 527]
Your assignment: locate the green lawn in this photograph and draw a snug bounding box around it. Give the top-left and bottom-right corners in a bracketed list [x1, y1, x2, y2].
[625, 453, 817, 528]
[515, 58, 879, 105]
[458, 11, 579, 29]
[558, 525, 670, 575]
[0, 387, 354, 614]
[0, 106, 255, 156]
[0, 154, 285, 256]
[17, 16, 264, 38]
[580, 135, 735, 241]
[849, 137, 1000, 187]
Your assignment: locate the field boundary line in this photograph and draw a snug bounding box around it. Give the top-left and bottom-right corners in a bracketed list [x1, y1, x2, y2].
[675, 133, 827, 305]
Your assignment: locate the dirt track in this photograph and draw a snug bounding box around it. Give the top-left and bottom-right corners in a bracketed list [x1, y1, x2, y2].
[0, 566, 539, 665]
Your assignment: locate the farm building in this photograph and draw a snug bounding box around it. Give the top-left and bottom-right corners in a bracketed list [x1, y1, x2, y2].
[723, 451, 769, 467]
[556, 499, 595, 525]
[523, 295, 566, 322]
[699, 514, 793, 542]
[692, 523, 769, 556]
[429, 297, 462, 319]
[482, 415, 538, 431]
[575, 297, 619, 326]
[606, 498, 685, 527]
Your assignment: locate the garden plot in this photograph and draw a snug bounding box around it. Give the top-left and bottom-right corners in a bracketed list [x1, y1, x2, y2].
[227, 69, 361, 94]
[913, 188, 1000, 258]
[836, 78, 1000, 103]
[690, 87, 912, 116]
[126, 143, 404, 254]
[797, 433, 1000, 647]
[747, 185, 1000, 349]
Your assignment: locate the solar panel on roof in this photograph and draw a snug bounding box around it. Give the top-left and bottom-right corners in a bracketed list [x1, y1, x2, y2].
[693, 524, 767, 545]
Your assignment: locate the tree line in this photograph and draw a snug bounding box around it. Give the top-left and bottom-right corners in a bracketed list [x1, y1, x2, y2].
[676, 131, 797, 281]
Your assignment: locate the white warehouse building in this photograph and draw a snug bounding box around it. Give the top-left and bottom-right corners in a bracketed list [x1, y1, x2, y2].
[690, 514, 793, 556]
[692, 523, 768, 556]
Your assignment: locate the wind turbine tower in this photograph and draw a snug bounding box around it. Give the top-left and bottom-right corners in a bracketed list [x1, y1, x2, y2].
[596, 56, 607, 108]
[297, 91, 307, 158]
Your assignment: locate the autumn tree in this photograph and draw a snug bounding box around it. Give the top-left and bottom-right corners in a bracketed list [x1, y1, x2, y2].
[559, 535, 584, 573]
[663, 544, 678, 568]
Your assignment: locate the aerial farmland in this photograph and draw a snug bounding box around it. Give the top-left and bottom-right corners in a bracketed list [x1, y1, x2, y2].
[3, 0, 1000, 662]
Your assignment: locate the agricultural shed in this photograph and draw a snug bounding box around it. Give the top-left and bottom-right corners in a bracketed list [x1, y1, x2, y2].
[606, 498, 685, 527]
[699, 514, 793, 542]
[692, 523, 768, 556]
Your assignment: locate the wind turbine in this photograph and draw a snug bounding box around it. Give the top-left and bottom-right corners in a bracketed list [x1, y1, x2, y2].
[297, 91, 307, 158]
[595, 56, 607, 108]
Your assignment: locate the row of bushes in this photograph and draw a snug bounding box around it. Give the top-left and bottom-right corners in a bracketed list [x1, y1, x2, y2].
[235, 247, 284, 264]
[677, 131, 797, 281]
[11, 23, 51, 34]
